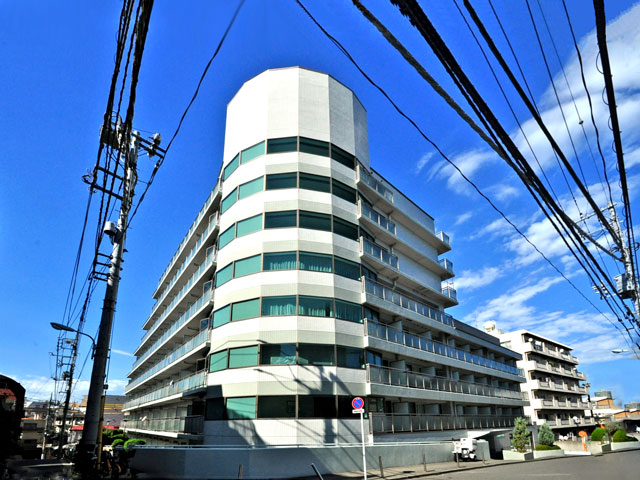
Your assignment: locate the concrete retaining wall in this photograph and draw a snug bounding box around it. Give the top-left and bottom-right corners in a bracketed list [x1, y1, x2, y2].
[130, 441, 490, 479]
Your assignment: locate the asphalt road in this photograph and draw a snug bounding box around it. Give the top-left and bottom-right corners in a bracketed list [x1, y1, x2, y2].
[425, 451, 640, 480]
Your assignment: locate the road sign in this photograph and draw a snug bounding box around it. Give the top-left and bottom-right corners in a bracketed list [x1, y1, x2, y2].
[353, 408, 364, 414]
[352, 397, 364, 410]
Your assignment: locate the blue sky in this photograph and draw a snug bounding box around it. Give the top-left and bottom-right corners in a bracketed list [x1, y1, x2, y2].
[1, 0, 638, 406]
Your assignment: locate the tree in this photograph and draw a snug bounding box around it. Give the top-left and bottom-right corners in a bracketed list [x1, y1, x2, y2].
[538, 423, 555, 446]
[512, 417, 530, 453]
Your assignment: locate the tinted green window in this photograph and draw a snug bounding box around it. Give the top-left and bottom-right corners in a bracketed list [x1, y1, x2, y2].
[267, 137, 297, 153]
[299, 252, 332, 273]
[262, 296, 297, 316]
[299, 173, 330, 193]
[263, 251, 297, 270]
[337, 347, 365, 368]
[220, 188, 237, 214]
[266, 172, 297, 190]
[300, 137, 330, 157]
[298, 296, 333, 317]
[299, 211, 331, 231]
[332, 179, 357, 203]
[218, 225, 235, 249]
[236, 214, 263, 237]
[228, 346, 258, 368]
[265, 211, 297, 229]
[209, 351, 227, 372]
[226, 397, 256, 419]
[241, 141, 265, 164]
[334, 257, 360, 280]
[333, 216, 359, 240]
[335, 300, 362, 323]
[223, 154, 239, 180]
[231, 298, 260, 321]
[298, 344, 335, 366]
[238, 177, 264, 199]
[213, 305, 231, 328]
[260, 344, 297, 365]
[330, 145, 355, 169]
[215, 264, 233, 287]
[234, 254, 261, 277]
[258, 395, 296, 418]
[298, 395, 337, 418]
[205, 398, 225, 420]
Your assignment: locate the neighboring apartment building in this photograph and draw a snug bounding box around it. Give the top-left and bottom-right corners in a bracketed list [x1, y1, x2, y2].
[486, 323, 593, 433]
[81, 394, 125, 428]
[591, 390, 624, 423]
[124, 67, 527, 446]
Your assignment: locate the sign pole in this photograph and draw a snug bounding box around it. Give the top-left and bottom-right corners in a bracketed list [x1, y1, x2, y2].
[360, 410, 367, 480]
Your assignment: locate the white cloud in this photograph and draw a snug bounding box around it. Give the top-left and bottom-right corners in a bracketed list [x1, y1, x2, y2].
[454, 211, 473, 226]
[455, 266, 503, 291]
[427, 149, 497, 195]
[112, 349, 134, 357]
[414, 152, 434, 174]
[487, 183, 520, 202]
[1, 373, 128, 402]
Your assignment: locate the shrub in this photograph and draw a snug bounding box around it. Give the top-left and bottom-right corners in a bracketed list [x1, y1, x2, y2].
[111, 434, 128, 443]
[535, 444, 561, 451]
[538, 423, 555, 446]
[124, 439, 146, 451]
[591, 427, 606, 442]
[111, 439, 125, 448]
[612, 429, 638, 442]
[512, 417, 530, 453]
[605, 422, 619, 437]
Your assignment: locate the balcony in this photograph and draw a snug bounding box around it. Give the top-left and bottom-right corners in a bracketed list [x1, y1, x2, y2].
[438, 258, 454, 279]
[370, 413, 524, 434]
[127, 329, 210, 394]
[366, 320, 523, 377]
[368, 365, 525, 401]
[528, 361, 586, 380]
[123, 370, 206, 411]
[126, 415, 204, 436]
[524, 343, 579, 364]
[441, 284, 457, 301]
[357, 166, 394, 210]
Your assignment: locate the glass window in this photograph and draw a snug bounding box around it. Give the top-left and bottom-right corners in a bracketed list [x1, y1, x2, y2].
[337, 347, 365, 368]
[209, 350, 227, 372]
[299, 252, 332, 273]
[335, 300, 362, 323]
[334, 257, 360, 280]
[260, 344, 297, 365]
[332, 179, 357, 203]
[262, 296, 296, 316]
[218, 225, 235, 249]
[267, 137, 297, 154]
[241, 141, 265, 164]
[298, 344, 335, 366]
[212, 305, 231, 328]
[265, 210, 297, 229]
[236, 213, 263, 237]
[238, 177, 264, 199]
[223, 154, 239, 180]
[266, 172, 297, 190]
[226, 397, 256, 419]
[300, 137, 330, 157]
[299, 211, 331, 231]
[299, 173, 330, 193]
[330, 144, 355, 169]
[338, 396, 357, 418]
[205, 398, 225, 420]
[220, 188, 237, 214]
[366, 350, 383, 366]
[298, 296, 333, 317]
[333, 216, 359, 241]
[228, 346, 258, 368]
[258, 396, 296, 418]
[234, 254, 261, 277]
[231, 298, 260, 321]
[298, 395, 337, 418]
[215, 263, 233, 287]
[263, 251, 297, 270]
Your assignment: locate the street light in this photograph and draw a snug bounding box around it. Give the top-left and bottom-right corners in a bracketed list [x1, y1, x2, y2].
[50, 323, 96, 357]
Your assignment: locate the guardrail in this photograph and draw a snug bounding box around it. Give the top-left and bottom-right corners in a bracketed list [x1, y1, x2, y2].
[369, 413, 525, 434]
[123, 370, 206, 410]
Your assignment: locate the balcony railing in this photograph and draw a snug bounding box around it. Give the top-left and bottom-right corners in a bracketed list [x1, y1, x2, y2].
[127, 329, 210, 393]
[370, 413, 524, 434]
[441, 285, 457, 301]
[126, 415, 203, 435]
[362, 238, 398, 269]
[366, 321, 523, 376]
[368, 365, 524, 400]
[123, 370, 206, 410]
[358, 167, 394, 203]
[438, 258, 454, 274]
[157, 187, 219, 289]
[363, 277, 455, 328]
[361, 202, 396, 235]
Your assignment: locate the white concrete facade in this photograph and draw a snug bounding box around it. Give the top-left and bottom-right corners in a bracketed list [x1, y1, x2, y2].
[488, 325, 594, 432]
[123, 67, 527, 446]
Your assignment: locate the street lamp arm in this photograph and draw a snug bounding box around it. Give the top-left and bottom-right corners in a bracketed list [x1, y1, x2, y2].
[50, 322, 97, 355]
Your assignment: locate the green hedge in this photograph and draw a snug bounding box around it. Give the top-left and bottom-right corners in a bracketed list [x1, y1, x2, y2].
[612, 429, 638, 442]
[591, 427, 606, 442]
[124, 438, 146, 451]
[535, 444, 561, 451]
[111, 439, 125, 448]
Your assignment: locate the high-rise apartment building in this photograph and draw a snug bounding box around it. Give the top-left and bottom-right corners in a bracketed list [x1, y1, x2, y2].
[486, 323, 594, 433]
[123, 67, 526, 446]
